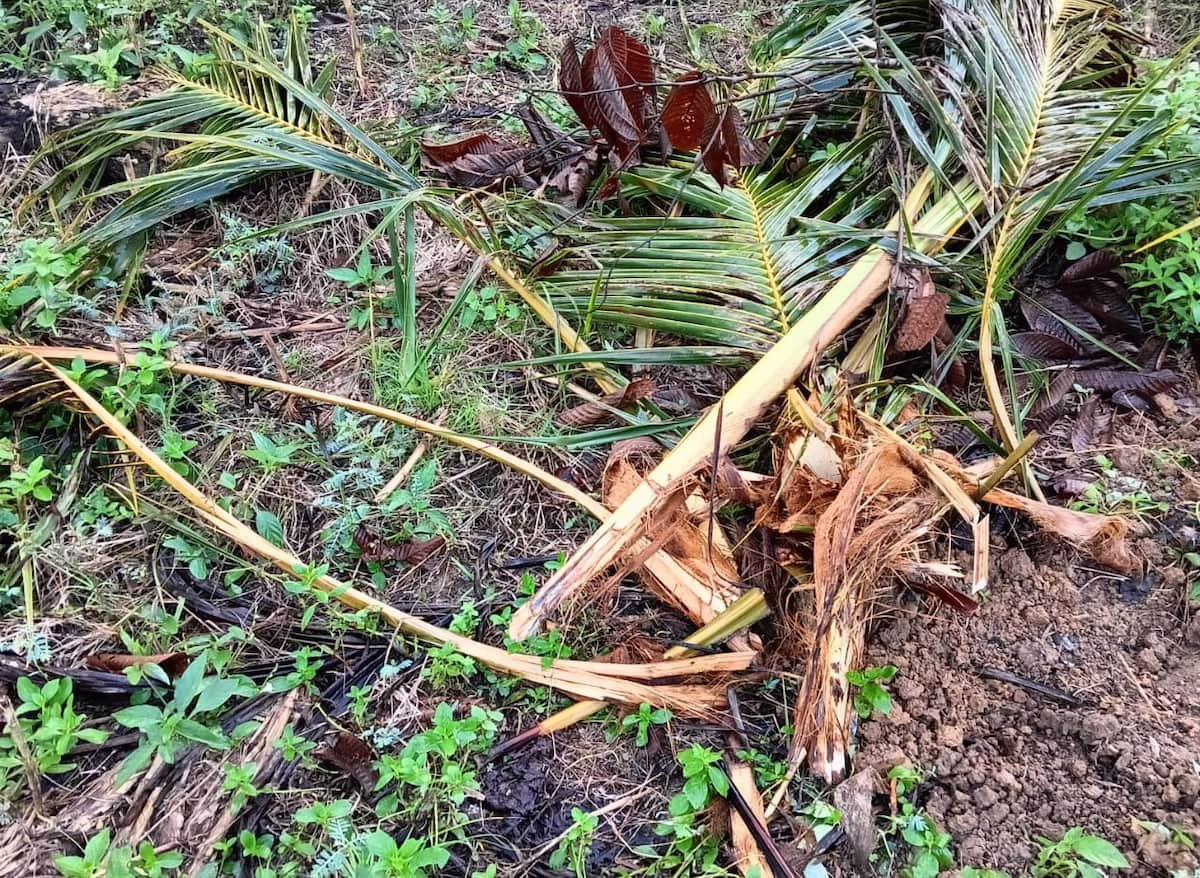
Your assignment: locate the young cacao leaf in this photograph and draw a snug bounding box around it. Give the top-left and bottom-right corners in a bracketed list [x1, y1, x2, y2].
[661, 72, 717, 152]
[1059, 249, 1121, 283]
[719, 103, 767, 168]
[559, 38, 594, 129]
[581, 27, 656, 162]
[1075, 369, 1179, 395]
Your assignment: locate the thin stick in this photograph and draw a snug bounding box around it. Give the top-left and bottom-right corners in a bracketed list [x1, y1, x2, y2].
[375, 408, 445, 501]
[27, 353, 747, 714]
[8, 345, 727, 628]
[975, 430, 1039, 498]
[341, 0, 367, 97]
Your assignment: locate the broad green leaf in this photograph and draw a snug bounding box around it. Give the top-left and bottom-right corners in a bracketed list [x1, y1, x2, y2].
[172, 656, 207, 711]
[194, 677, 245, 714]
[112, 704, 163, 731]
[1072, 834, 1129, 868]
[115, 740, 156, 786]
[176, 718, 229, 749]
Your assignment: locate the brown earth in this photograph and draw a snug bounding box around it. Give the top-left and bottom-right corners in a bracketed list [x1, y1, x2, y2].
[857, 409, 1200, 875]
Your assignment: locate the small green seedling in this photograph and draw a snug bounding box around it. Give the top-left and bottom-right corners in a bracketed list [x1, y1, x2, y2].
[846, 664, 898, 719]
[326, 249, 392, 289]
[244, 431, 304, 473]
[610, 702, 672, 747]
[549, 807, 598, 878]
[1, 677, 107, 794]
[1032, 828, 1129, 878]
[670, 745, 729, 815]
[112, 655, 256, 784]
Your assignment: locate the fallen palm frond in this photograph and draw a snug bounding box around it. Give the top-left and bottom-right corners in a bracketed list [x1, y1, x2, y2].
[508, 0, 1197, 640]
[19, 352, 750, 715]
[19, 15, 621, 393]
[3, 344, 726, 626]
[507, 176, 976, 638]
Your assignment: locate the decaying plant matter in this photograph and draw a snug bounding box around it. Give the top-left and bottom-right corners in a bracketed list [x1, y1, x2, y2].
[4, 0, 1197, 873]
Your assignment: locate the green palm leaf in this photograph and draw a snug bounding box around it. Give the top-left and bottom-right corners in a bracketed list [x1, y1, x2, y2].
[535, 137, 889, 351]
[25, 12, 414, 244]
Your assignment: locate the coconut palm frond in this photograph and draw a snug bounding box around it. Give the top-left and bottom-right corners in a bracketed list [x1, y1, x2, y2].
[536, 136, 891, 351]
[898, 0, 1200, 448]
[746, 0, 932, 128]
[26, 12, 415, 239]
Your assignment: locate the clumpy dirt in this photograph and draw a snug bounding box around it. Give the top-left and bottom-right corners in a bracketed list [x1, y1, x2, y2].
[856, 408, 1200, 875]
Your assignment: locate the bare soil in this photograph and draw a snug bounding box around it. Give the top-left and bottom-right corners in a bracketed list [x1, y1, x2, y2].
[858, 409, 1200, 875]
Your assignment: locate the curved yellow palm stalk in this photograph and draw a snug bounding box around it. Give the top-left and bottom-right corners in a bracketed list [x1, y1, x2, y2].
[20, 352, 748, 715]
[8, 344, 728, 627]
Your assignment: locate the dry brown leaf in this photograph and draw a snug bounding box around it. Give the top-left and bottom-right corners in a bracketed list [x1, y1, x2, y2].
[315, 730, 378, 793]
[891, 266, 948, 352]
[1071, 396, 1111, 453]
[1075, 369, 1179, 395]
[1011, 331, 1082, 360]
[353, 527, 446, 565]
[83, 652, 188, 678]
[556, 377, 657, 428]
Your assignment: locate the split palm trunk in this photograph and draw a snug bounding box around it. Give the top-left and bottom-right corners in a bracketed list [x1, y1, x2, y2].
[509, 176, 982, 640]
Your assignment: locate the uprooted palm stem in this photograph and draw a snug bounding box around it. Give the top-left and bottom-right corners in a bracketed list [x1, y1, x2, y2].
[508, 175, 982, 639]
[14, 352, 753, 715]
[5, 344, 731, 627]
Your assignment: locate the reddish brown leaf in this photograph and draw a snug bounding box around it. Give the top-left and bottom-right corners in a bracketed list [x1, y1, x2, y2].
[556, 377, 657, 428]
[84, 652, 188, 678]
[1037, 292, 1104, 338]
[1010, 331, 1082, 361]
[1059, 249, 1122, 283]
[354, 527, 446, 565]
[1028, 368, 1077, 430]
[943, 355, 968, 391]
[700, 132, 728, 186]
[421, 133, 508, 165]
[421, 134, 537, 190]
[1063, 276, 1143, 340]
[1110, 389, 1152, 412]
[581, 27, 655, 162]
[315, 731, 377, 792]
[1071, 396, 1112, 453]
[892, 266, 949, 352]
[718, 104, 767, 168]
[1075, 369, 1180, 395]
[906, 577, 979, 613]
[558, 38, 594, 129]
[661, 72, 717, 152]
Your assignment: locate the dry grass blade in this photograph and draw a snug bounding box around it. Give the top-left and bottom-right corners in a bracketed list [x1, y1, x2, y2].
[23, 353, 747, 715]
